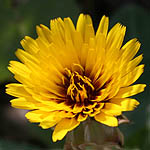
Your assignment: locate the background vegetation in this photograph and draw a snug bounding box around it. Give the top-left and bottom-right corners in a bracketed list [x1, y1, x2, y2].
[0, 0, 149, 149]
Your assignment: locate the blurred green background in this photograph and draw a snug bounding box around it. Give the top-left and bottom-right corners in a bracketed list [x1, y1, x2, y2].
[0, 0, 149, 149]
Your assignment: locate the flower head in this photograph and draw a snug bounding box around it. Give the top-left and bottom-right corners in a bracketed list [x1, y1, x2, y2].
[6, 14, 146, 142]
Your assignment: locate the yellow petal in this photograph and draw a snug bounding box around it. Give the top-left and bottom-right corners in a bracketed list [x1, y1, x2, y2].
[39, 120, 60, 129]
[121, 64, 144, 87]
[85, 49, 97, 76]
[72, 104, 83, 113]
[39, 111, 75, 129]
[10, 97, 37, 110]
[94, 112, 118, 127]
[52, 118, 80, 142]
[96, 33, 106, 51]
[35, 37, 50, 57]
[120, 54, 143, 77]
[64, 17, 75, 41]
[8, 61, 30, 78]
[15, 48, 39, 64]
[106, 23, 126, 51]
[13, 74, 32, 86]
[80, 43, 89, 68]
[72, 31, 83, 53]
[90, 47, 105, 81]
[76, 14, 93, 41]
[84, 24, 95, 43]
[39, 111, 62, 129]
[94, 85, 111, 101]
[115, 84, 146, 98]
[107, 78, 121, 99]
[64, 39, 80, 64]
[101, 103, 122, 116]
[31, 94, 71, 111]
[25, 110, 44, 122]
[20, 36, 39, 54]
[94, 67, 113, 91]
[121, 38, 141, 62]
[50, 17, 65, 47]
[77, 113, 88, 122]
[36, 24, 52, 44]
[110, 98, 140, 111]
[6, 83, 30, 97]
[96, 15, 109, 38]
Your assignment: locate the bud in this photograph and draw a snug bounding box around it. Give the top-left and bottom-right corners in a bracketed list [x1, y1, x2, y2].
[64, 118, 124, 150]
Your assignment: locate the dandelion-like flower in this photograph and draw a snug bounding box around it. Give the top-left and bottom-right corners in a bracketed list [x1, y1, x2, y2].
[6, 14, 146, 142]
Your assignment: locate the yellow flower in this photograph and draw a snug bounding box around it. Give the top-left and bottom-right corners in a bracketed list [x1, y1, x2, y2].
[6, 14, 146, 142]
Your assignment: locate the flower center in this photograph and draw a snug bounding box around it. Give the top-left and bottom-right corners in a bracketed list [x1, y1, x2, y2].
[64, 69, 94, 104]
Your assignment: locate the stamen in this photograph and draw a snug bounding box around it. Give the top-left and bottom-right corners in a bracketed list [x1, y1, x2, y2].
[65, 69, 94, 105]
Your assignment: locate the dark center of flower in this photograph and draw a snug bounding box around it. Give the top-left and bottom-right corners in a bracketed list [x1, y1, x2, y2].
[64, 68, 95, 106]
[62, 68, 106, 118]
[67, 72, 94, 102]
